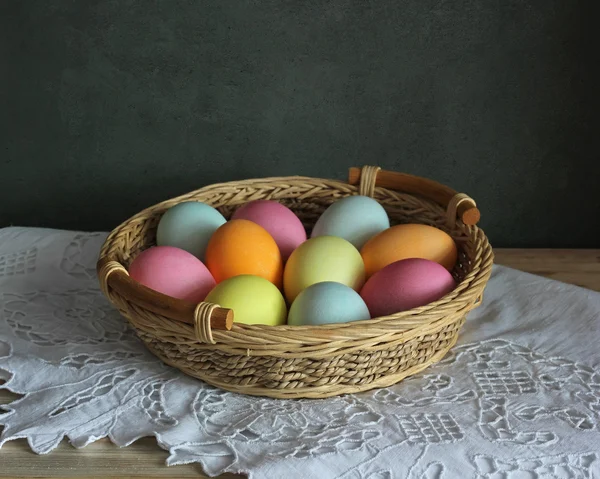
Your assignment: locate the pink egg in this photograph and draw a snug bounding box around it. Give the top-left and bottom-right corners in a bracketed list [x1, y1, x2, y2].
[231, 200, 307, 260]
[360, 258, 456, 316]
[129, 246, 216, 303]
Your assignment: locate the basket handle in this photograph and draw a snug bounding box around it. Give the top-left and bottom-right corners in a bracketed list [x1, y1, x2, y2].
[348, 166, 481, 227]
[97, 256, 233, 344]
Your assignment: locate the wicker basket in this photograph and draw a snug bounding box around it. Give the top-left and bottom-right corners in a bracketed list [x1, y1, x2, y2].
[97, 166, 493, 399]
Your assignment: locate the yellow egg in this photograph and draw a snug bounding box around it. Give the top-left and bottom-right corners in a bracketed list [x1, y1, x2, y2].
[283, 236, 365, 303]
[361, 224, 458, 278]
[204, 275, 287, 326]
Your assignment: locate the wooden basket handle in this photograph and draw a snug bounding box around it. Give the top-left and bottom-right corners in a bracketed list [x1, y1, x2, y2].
[97, 256, 233, 344]
[348, 166, 481, 226]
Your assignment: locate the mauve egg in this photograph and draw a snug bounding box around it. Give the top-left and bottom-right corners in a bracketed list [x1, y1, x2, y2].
[360, 258, 456, 316]
[129, 246, 216, 303]
[232, 200, 306, 260]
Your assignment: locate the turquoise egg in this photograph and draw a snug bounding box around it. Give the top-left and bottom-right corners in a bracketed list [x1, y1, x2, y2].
[156, 201, 226, 261]
[287, 281, 371, 326]
[311, 195, 390, 249]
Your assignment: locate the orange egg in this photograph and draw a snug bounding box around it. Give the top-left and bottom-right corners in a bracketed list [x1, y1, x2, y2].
[206, 219, 283, 287]
[360, 224, 457, 277]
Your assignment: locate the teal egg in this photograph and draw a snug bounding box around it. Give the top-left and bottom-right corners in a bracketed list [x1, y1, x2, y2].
[287, 281, 371, 326]
[156, 201, 226, 261]
[311, 195, 390, 249]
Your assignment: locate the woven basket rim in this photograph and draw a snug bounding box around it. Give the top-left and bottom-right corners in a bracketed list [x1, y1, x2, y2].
[99, 173, 493, 335]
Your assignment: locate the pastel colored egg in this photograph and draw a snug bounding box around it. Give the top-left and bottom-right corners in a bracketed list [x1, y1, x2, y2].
[283, 236, 365, 303]
[232, 200, 306, 260]
[360, 258, 456, 316]
[156, 201, 226, 261]
[287, 281, 371, 326]
[129, 246, 216, 303]
[311, 195, 390, 249]
[205, 219, 283, 287]
[204, 275, 287, 326]
[361, 224, 458, 277]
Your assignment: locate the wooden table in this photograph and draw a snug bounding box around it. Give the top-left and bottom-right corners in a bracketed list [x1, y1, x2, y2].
[1, 249, 599, 478]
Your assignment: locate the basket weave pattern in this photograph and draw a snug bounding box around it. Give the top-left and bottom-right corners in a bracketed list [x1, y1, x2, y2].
[98, 170, 493, 399]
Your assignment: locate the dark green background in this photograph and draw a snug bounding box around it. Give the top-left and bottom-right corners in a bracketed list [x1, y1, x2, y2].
[2, 1, 598, 247]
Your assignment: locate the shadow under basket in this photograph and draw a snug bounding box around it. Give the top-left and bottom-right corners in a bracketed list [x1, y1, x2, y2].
[97, 166, 494, 399]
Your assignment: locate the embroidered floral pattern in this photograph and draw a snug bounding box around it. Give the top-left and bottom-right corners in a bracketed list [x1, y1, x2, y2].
[2, 290, 137, 346]
[60, 233, 105, 280]
[473, 453, 597, 478]
[193, 387, 381, 459]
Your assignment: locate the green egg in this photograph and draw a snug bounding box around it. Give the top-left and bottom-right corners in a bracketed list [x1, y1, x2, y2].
[205, 275, 287, 326]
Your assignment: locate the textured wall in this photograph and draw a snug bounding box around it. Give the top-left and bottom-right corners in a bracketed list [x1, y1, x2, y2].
[1, 1, 598, 247]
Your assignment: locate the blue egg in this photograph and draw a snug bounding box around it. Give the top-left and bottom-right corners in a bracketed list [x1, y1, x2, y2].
[156, 201, 226, 261]
[311, 195, 390, 249]
[287, 281, 371, 326]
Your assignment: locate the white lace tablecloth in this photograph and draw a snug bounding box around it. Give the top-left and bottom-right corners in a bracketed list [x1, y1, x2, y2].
[0, 227, 599, 478]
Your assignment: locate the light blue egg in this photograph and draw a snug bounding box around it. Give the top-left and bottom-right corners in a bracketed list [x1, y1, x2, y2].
[156, 201, 226, 261]
[311, 195, 390, 249]
[287, 281, 371, 326]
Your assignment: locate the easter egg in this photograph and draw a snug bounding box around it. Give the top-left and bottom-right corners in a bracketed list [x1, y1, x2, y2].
[361, 224, 457, 277]
[156, 201, 226, 261]
[129, 246, 216, 303]
[232, 200, 306, 260]
[283, 236, 365, 303]
[360, 258, 456, 316]
[205, 219, 283, 287]
[311, 195, 390, 249]
[288, 282, 371, 326]
[204, 275, 287, 326]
